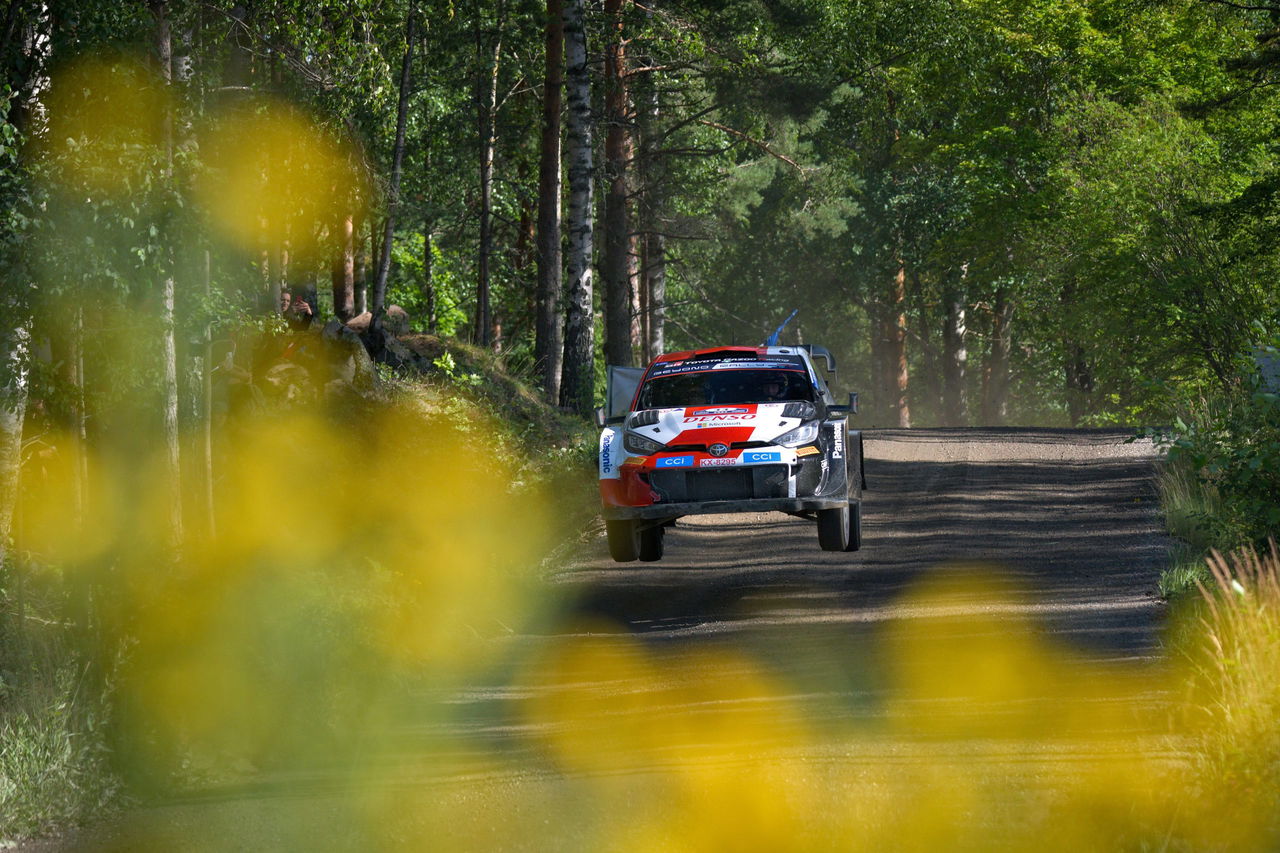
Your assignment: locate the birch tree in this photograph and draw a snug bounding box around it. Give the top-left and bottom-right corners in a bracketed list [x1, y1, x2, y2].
[533, 0, 563, 400]
[371, 7, 416, 331]
[150, 0, 183, 551]
[559, 0, 594, 414]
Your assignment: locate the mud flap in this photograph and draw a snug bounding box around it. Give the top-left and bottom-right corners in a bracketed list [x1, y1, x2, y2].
[819, 419, 850, 499]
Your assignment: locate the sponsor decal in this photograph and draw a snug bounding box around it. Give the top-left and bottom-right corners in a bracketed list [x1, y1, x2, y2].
[654, 455, 695, 468]
[708, 443, 729, 457]
[710, 360, 807, 371]
[646, 356, 808, 380]
[600, 430, 615, 475]
[742, 451, 782, 464]
[683, 413, 756, 424]
[833, 428, 845, 460]
[691, 406, 750, 415]
[796, 445, 821, 457]
[698, 457, 739, 467]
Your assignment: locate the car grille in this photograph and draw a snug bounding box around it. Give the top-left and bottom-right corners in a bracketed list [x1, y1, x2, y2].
[648, 465, 789, 502]
[665, 440, 773, 453]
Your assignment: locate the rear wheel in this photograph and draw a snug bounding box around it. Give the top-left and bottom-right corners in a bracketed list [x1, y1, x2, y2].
[638, 524, 665, 562]
[817, 504, 850, 551]
[818, 501, 861, 552]
[606, 519, 639, 562]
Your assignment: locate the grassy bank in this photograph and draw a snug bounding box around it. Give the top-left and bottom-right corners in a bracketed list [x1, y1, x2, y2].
[0, 333, 595, 844]
[0, 574, 119, 839]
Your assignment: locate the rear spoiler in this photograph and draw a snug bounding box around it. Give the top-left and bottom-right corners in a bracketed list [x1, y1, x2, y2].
[799, 344, 835, 374]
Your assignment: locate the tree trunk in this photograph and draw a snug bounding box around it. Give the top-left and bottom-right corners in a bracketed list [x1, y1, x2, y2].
[1060, 281, 1092, 426]
[423, 221, 436, 333]
[1065, 342, 1092, 426]
[3, 0, 52, 135]
[637, 68, 665, 362]
[354, 213, 369, 316]
[331, 209, 355, 321]
[890, 259, 910, 427]
[869, 305, 888, 424]
[372, 9, 416, 329]
[982, 283, 1013, 425]
[534, 0, 564, 400]
[559, 0, 595, 415]
[223, 3, 252, 100]
[151, 0, 183, 552]
[201, 249, 215, 539]
[473, 3, 503, 348]
[67, 307, 87, 523]
[0, 313, 28, 570]
[601, 0, 633, 368]
[941, 270, 968, 427]
[644, 231, 665, 360]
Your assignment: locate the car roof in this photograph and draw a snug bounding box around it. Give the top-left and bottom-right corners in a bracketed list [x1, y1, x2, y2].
[652, 345, 813, 363]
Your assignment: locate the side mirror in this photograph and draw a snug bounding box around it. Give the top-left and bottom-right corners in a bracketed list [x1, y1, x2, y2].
[828, 392, 858, 418]
[593, 406, 607, 429]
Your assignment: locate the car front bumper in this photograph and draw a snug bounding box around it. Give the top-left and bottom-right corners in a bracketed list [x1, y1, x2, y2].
[601, 494, 850, 521]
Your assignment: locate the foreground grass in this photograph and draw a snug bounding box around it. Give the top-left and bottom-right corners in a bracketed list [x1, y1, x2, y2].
[1184, 545, 1280, 806]
[0, 339, 596, 844]
[0, 596, 121, 841]
[42, 549, 1280, 851]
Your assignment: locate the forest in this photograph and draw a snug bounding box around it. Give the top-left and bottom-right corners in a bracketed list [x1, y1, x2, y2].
[1, 0, 1280, 844]
[3, 0, 1279, 441]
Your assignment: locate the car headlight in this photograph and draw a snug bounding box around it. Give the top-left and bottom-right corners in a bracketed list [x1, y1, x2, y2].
[774, 420, 819, 447]
[623, 431, 665, 455]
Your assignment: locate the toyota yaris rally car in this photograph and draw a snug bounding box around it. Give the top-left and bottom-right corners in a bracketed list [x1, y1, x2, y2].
[596, 345, 864, 562]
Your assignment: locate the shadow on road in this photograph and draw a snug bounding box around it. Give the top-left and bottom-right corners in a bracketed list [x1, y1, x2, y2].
[553, 433, 1171, 662]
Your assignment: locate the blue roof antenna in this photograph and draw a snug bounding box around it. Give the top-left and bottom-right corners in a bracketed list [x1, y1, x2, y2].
[764, 309, 799, 346]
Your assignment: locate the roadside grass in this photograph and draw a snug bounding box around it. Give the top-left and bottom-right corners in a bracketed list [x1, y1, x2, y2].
[1159, 545, 1212, 600]
[0, 573, 121, 842]
[1155, 452, 1220, 599]
[1178, 544, 1280, 834]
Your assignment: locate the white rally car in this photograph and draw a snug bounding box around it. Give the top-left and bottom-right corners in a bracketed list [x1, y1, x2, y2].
[596, 345, 864, 562]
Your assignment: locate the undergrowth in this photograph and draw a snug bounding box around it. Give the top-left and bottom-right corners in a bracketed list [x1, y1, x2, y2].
[1151, 334, 1279, 598]
[0, 332, 596, 844]
[0, 567, 121, 841]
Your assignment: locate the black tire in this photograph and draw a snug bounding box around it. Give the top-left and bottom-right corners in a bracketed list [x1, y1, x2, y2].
[638, 524, 665, 562]
[817, 503, 850, 551]
[606, 519, 639, 562]
[844, 501, 862, 552]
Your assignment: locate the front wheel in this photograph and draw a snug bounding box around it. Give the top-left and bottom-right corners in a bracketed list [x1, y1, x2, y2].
[638, 524, 665, 562]
[818, 502, 861, 552]
[606, 519, 639, 562]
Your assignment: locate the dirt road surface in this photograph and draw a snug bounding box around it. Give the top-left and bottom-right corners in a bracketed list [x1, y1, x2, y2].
[49, 428, 1180, 851]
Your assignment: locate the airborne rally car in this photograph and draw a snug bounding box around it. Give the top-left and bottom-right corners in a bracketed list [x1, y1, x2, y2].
[596, 345, 864, 562]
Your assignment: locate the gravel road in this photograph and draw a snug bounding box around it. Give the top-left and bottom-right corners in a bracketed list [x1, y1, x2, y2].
[46, 428, 1181, 851]
[558, 427, 1170, 652]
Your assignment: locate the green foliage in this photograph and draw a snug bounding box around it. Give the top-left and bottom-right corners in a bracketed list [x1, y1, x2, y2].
[0, 565, 121, 840]
[388, 232, 468, 336]
[1165, 405, 1280, 548]
[1155, 331, 1280, 551]
[430, 351, 481, 387]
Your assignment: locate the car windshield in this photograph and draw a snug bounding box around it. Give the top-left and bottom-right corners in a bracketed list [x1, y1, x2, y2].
[636, 367, 813, 409]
